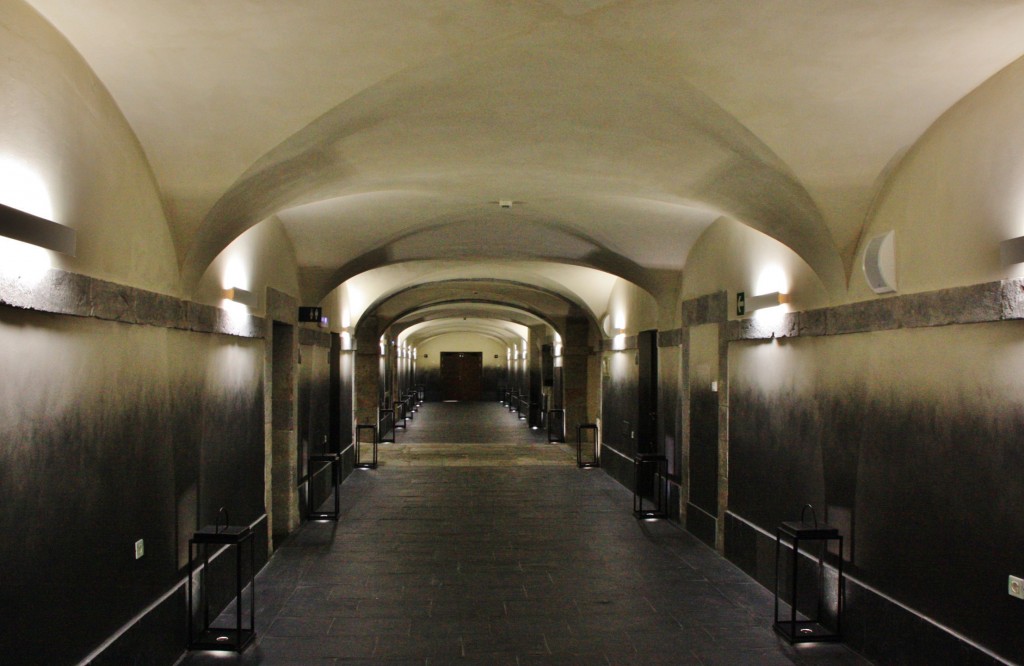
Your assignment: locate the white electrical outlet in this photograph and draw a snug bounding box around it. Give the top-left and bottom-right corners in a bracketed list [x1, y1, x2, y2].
[1009, 575, 1024, 600]
[134, 539, 144, 560]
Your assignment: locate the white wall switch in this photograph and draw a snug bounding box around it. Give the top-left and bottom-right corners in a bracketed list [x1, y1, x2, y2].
[135, 539, 144, 560]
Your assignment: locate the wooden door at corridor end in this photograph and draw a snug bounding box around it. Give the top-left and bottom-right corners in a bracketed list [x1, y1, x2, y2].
[440, 352, 483, 401]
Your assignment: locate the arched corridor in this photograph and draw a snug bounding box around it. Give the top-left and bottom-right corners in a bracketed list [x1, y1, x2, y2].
[6, 2, 1024, 663]
[183, 404, 866, 665]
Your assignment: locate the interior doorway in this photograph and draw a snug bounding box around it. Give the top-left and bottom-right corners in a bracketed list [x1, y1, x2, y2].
[440, 351, 483, 401]
[686, 323, 720, 548]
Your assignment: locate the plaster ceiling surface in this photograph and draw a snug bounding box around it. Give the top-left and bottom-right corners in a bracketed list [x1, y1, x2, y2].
[27, 0, 1024, 300]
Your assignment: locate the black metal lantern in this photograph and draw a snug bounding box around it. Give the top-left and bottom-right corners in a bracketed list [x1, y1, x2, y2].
[188, 508, 256, 653]
[773, 504, 844, 643]
[308, 451, 341, 521]
[576, 423, 599, 468]
[632, 453, 667, 519]
[355, 424, 378, 469]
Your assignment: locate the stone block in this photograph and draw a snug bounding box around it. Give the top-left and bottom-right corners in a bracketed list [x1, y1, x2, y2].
[247, 316, 266, 338]
[299, 326, 331, 347]
[266, 287, 298, 324]
[827, 297, 898, 335]
[1000, 277, 1024, 320]
[682, 291, 728, 327]
[658, 328, 683, 348]
[730, 313, 797, 340]
[681, 298, 703, 327]
[798, 309, 828, 337]
[45, 270, 93, 316]
[0, 268, 91, 316]
[723, 319, 742, 341]
[209, 308, 264, 338]
[898, 282, 1000, 328]
[90, 278, 137, 323]
[707, 290, 729, 322]
[188, 301, 219, 333]
[136, 289, 188, 329]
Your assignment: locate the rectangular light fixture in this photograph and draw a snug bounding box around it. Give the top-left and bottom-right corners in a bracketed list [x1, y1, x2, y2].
[0, 201, 76, 255]
[1000, 236, 1024, 265]
[223, 286, 258, 308]
[737, 291, 789, 315]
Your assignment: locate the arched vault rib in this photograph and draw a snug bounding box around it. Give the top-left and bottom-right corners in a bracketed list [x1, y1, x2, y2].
[357, 284, 587, 340]
[329, 263, 631, 335]
[301, 218, 679, 305]
[397, 317, 538, 350]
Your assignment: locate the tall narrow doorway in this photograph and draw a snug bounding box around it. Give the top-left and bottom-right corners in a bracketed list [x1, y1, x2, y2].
[440, 351, 483, 401]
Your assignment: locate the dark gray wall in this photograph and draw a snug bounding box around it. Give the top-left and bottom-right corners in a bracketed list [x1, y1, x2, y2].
[636, 330, 658, 454]
[686, 324, 720, 547]
[0, 304, 265, 665]
[337, 349, 354, 450]
[420, 366, 441, 402]
[419, 363, 503, 403]
[727, 322, 1024, 661]
[482, 364, 503, 401]
[299, 332, 333, 515]
[600, 348, 639, 488]
[656, 342, 681, 521]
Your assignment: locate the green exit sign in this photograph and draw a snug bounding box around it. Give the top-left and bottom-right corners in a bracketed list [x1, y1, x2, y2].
[736, 292, 746, 316]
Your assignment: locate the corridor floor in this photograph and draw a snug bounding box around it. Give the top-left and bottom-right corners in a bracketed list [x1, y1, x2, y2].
[182, 401, 869, 665]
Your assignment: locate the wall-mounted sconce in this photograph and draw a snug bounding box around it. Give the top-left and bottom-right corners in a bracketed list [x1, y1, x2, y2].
[736, 291, 789, 316]
[1000, 235, 1024, 266]
[0, 201, 76, 256]
[223, 287, 258, 308]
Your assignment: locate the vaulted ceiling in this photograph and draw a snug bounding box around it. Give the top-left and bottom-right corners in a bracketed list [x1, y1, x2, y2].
[27, 0, 1024, 335]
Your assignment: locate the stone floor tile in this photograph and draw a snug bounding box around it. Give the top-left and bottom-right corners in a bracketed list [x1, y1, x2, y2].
[265, 616, 335, 637]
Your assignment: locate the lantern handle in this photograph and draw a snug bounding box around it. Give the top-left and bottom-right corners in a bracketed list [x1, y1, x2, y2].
[215, 506, 229, 533]
[800, 503, 817, 527]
